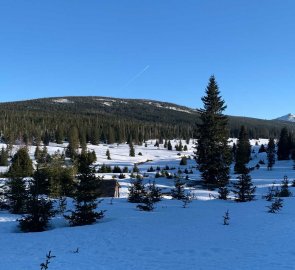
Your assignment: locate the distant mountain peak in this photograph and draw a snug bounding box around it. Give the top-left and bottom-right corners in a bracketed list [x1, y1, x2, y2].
[276, 113, 295, 122]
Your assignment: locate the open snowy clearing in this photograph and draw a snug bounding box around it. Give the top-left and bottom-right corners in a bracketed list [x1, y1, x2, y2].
[1, 139, 295, 270]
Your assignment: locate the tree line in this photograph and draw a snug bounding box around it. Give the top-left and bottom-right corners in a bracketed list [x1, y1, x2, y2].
[0, 96, 294, 147]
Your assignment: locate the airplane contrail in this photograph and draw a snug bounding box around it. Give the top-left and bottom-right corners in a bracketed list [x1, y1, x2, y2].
[122, 65, 150, 89]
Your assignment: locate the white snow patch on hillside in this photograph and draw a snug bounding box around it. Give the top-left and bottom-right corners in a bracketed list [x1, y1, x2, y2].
[146, 101, 192, 113]
[165, 106, 192, 113]
[276, 113, 295, 122]
[52, 98, 74, 104]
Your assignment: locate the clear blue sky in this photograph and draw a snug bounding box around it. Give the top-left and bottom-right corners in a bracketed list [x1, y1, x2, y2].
[0, 0, 294, 119]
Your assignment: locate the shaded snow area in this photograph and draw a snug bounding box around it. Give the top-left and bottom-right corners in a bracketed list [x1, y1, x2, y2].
[1, 139, 295, 269]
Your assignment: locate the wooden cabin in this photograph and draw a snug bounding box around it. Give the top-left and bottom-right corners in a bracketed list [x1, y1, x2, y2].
[97, 180, 120, 198]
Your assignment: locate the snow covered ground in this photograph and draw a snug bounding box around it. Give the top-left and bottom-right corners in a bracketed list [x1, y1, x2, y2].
[1, 139, 295, 270]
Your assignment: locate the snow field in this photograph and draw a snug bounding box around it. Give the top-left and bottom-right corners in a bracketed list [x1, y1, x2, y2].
[1, 139, 295, 269]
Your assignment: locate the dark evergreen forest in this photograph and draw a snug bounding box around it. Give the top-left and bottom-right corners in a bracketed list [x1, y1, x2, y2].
[0, 96, 293, 145]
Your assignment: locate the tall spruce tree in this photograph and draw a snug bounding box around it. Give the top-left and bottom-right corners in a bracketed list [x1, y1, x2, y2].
[234, 125, 251, 174]
[196, 76, 231, 187]
[277, 127, 290, 160]
[66, 126, 80, 159]
[267, 138, 276, 170]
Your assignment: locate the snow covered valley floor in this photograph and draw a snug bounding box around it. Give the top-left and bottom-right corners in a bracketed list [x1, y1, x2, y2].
[1, 139, 295, 270]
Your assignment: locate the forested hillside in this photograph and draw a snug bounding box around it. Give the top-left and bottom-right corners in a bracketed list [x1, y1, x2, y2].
[0, 96, 293, 145]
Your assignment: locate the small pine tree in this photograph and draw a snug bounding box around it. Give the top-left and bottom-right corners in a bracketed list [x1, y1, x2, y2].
[133, 164, 140, 173]
[171, 179, 186, 200]
[147, 181, 162, 202]
[264, 183, 279, 201]
[167, 140, 172, 151]
[118, 173, 125, 179]
[128, 178, 146, 203]
[218, 186, 230, 200]
[129, 143, 135, 157]
[258, 144, 266, 153]
[223, 210, 230, 225]
[37, 146, 51, 164]
[279, 176, 292, 197]
[180, 156, 187, 166]
[267, 198, 283, 213]
[163, 140, 167, 148]
[18, 179, 55, 232]
[40, 251, 56, 270]
[112, 166, 122, 173]
[182, 193, 192, 208]
[136, 195, 154, 211]
[232, 173, 256, 202]
[106, 149, 111, 160]
[176, 140, 183, 151]
[183, 145, 188, 151]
